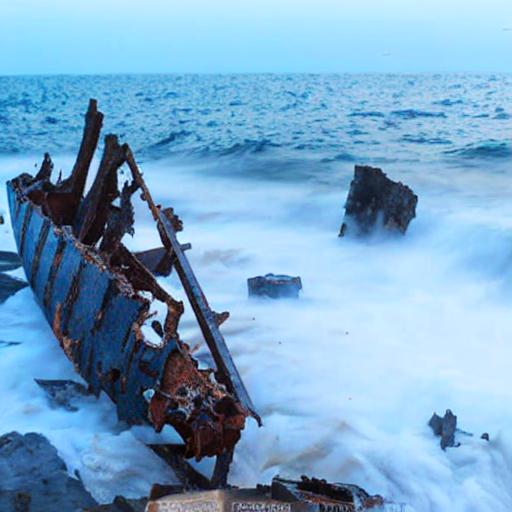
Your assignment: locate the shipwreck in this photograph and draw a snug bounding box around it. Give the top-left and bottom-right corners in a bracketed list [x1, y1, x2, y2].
[6, 99, 260, 488]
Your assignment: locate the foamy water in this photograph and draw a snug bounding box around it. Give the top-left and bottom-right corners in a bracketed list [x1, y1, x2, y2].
[0, 73, 511, 511]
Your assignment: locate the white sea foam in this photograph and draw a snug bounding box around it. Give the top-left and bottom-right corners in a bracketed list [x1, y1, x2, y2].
[1, 153, 512, 510]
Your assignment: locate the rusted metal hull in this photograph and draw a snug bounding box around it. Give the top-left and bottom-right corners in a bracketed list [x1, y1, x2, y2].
[6, 100, 257, 479]
[7, 186, 175, 424]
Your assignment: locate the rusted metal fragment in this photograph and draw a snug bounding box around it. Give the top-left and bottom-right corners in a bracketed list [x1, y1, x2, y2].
[210, 449, 234, 489]
[148, 349, 247, 459]
[59, 99, 104, 199]
[271, 476, 387, 511]
[100, 180, 139, 253]
[34, 152, 53, 182]
[146, 476, 397, 511]
[149, 444, 212, 490]
[134, 243, 191, 278]
[76, 134, 127, 245]
[134, 247, 174, 277]
[213, 311, 230, 327]
[145, 488, 280, 512]
[6, 99, 256, 474]
[24, 100, 105, 227]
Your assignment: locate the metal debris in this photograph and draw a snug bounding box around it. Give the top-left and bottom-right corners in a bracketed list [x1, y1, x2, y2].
[7, 99, 259, 486]
[34, 379, 90, 412]
[248, 274, 302, 299]
[272, 476, 388, 511]
[146, 475, 400, 511]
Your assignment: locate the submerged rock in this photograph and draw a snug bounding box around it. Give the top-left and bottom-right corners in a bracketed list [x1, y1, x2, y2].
[84, 496, 147, 512]
[0, 273, 28, 305]
[35, 379, 91, 412]
[428, 409, 459, 449]
[0, 432, 97, 512]
[339, 165, 418, 237]
[0, 251, 21, 272]
[248, 274, 302, 299]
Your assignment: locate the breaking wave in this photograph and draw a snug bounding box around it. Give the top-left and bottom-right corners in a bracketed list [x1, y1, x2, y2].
[348, 111, 385, 118]
[203, 138, 282, 157]
[432, 98, 463, 106]
[444, 140, 512, 160]
[149, 130, 193, 147]
[400, 135, 452, 145]
[391, 109, 447, 119]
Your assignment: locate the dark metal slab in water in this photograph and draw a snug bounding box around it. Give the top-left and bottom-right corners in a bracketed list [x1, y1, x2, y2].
[0, 272, 28, 304]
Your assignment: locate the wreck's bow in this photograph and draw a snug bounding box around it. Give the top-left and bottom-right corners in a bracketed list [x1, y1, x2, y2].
[6, 99, 258, 485]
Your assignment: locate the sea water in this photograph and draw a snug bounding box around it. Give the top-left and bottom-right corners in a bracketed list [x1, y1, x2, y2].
[0, 73, 511, 511]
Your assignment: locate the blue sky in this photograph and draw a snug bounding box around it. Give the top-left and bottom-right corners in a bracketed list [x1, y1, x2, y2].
[1, 0, 511, 74]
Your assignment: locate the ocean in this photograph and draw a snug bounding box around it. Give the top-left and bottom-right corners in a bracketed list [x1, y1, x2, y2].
[0, 73, 511, 511]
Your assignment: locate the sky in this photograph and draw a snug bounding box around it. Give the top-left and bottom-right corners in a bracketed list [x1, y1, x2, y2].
[0, 0, 511, 74]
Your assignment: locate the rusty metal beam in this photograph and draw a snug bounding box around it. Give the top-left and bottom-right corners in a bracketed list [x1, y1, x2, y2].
[75, 134, 127, 245]
[60, 98, 104, 199]
[149, 444, 212, 490]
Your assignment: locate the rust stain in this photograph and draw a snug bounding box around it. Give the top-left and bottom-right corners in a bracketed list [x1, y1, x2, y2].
[52, 303, 80, 371]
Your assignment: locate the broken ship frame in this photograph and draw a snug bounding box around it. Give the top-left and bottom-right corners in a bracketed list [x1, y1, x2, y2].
[6, 99, 260, 489]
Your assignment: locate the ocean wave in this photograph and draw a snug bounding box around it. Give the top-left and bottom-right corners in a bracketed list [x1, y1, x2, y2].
[191, 139, 282, 158]
[348, 111, 385, 118]
[401, 134, 452, 145]
[149, 130, 193, 147]
[0, 73, 509, 166]
[347, 129, 368, 136]
[444, 140, 512, 159]
[217, 138, 281, 156]
[391, 109, 447, 119]
[0, 96, 34, 112]
[321, 152, 356, 163]
[433, 99, 463, 106]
